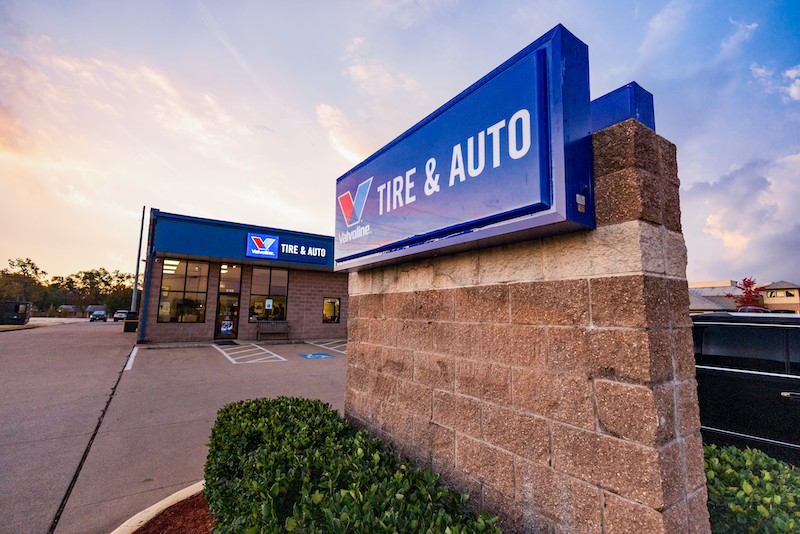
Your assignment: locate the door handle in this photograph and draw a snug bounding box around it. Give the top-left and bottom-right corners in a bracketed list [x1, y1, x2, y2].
[781, 392, 800, 401]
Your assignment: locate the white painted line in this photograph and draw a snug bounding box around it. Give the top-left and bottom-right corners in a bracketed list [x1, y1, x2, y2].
[124, 347, 138, 371]
[212, 343, 287, 364]
[306, 340, 347, 354]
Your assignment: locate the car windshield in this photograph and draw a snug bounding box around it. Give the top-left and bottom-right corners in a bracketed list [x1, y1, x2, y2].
[93, 312, 104, 315]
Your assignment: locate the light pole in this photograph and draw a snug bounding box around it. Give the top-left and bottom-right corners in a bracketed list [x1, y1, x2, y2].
[130, 206, 145, 312]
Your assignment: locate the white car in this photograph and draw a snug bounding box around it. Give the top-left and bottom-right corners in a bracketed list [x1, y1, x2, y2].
[113, 310, 128, 322]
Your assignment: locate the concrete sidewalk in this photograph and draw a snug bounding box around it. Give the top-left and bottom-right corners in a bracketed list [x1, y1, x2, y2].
[54, 339, 346, 534]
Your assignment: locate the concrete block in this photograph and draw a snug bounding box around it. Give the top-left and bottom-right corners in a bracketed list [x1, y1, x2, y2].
[416, 289, 455, 322]
[383, 291, 415, 320]
[595, 380, 675, 447]
[551, 423, 666, 509]
[510, 279, 589, 326]
[602, 492, 665, 534]
[432, 390, 481, 438]
[432, 250, 481, 289]
[590, 275, 670, 328]
[478, 239, 544, 285]
[593, 119, 660, 177]
[512, 368, 594, 430]
[482, 323, 547, 367]
[433, 321, 481, 359]
[482, 404, 549, 464]
[457, 435, 516, 495]
[588, 328, 674, 384]
[455, 359, 512, 405]
[455, 285, 510, 323]
[515, 459, 603, 534]
[413, 351, 454, 390]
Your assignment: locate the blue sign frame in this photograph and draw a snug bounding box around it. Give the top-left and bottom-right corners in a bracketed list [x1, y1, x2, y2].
[334, 24, 593, 271]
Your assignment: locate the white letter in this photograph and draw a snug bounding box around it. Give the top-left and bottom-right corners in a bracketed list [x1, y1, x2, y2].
[467, 131, 485, 177]
[486, 119, 505, 168]
[449, 144, 465, 186]
[508, 109, 531, 160]
[377, 183, 387, 215]
[392, 176, 404, 210]
[405, 167, 416, 204]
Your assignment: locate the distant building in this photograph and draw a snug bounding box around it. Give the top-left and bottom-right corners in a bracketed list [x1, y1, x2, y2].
[57, 305, 79, 318]
[687, 280, 742, 313]
[762, 281, 800, 313]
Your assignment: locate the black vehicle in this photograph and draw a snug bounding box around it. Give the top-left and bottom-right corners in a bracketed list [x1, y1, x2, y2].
[89, 311, 108, 322]
[692, 312, 800, 465]
[0, 301, 32, 325]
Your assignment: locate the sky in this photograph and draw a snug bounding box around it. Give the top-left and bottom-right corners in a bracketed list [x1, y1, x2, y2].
[1, 0, 799, 284]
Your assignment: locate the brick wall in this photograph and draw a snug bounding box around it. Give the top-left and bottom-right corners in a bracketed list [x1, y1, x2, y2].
[142, 261, 348, 343]
[345, 119, 710, 534]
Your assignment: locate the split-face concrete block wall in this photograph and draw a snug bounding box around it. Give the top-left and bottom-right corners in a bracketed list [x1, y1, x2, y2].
[344, 119, 711, 534]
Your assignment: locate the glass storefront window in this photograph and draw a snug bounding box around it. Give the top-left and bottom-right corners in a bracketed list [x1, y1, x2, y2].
[219, 264, 241, 293]
[323, 297, 340, 323]
[249, 267, 289, 322]
[158, 259, 209, 323]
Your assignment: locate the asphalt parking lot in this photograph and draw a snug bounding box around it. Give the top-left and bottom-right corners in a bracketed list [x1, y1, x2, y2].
[0, 320, 346, 534]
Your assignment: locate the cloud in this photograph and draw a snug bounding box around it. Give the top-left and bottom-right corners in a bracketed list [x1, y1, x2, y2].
[784, 65, 800, 101]
[345, 38, 364, 54]
[317, 40, 430, 163]
[638, 0, 691, 59]
[315, 104, 369, 164]
[683, 154, 800, 281]
[749, 62, 800, 102]
[717, 18, 757, 60]
[684, 159, 775, 252]
[0, 99, 36, 154]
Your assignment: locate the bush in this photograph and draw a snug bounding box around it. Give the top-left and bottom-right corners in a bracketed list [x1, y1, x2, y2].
[705, 444, 800, 533]
[204, 397, 501, 534]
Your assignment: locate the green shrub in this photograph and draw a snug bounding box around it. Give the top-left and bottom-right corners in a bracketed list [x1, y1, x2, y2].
[705, 444, 800, 533]
[204, 397, 501, 534]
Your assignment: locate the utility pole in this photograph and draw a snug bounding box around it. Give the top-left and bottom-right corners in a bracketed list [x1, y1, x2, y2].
[130, 206, 145, 312]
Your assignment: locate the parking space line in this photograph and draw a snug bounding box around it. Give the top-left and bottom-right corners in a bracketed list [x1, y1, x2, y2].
[306, 339, 347, 354]
[124, 347, 138, 371]
[212, 343, 287, 364]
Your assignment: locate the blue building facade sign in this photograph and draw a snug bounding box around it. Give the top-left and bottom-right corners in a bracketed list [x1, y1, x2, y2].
[334, 25, 594, 270]
[151, 211, 333, 268]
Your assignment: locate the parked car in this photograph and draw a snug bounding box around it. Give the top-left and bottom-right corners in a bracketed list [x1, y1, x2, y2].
[113, 310, 128, 322]
[692, 312, 800, 465]
[89, 310, 108, 322]
[737, 306, 771, 313]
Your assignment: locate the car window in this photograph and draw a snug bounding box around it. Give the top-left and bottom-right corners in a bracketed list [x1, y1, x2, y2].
[699, 325, 787, 374]
[790, 330, 800, 376]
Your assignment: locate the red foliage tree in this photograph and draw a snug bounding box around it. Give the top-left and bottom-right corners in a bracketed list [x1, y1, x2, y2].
[725, 277, 763, 309]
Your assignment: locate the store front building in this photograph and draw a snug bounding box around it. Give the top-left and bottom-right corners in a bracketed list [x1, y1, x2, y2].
[138, 210, 347, 344]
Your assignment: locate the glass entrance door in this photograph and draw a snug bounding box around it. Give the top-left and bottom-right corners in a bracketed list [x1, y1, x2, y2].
[215, 294, 240, 339]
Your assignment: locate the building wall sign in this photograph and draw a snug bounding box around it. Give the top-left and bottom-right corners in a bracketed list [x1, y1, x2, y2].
[334, 24, 594, 270]
[247, 233, 280, 259]
[151, 210, 334, 268]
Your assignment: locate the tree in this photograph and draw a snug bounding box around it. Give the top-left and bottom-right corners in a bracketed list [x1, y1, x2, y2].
[0, 258, 47, 302]
[726, 277, 763, 309]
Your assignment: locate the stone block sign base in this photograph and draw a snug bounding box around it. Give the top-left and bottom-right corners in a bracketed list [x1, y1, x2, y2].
[344, 119, 711, 534]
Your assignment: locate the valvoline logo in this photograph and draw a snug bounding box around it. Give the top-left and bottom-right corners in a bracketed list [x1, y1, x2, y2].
[246, 233, 279, 258]
[338, 177, 373, 227]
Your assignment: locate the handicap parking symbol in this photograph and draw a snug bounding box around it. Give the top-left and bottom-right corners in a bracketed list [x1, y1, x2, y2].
[299, 353, 335, 359]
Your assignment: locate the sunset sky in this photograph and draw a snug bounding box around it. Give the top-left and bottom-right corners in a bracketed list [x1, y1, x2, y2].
[1, 0, 799, 284]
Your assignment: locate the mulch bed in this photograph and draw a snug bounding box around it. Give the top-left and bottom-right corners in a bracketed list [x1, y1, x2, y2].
[133, 492, 213, 534]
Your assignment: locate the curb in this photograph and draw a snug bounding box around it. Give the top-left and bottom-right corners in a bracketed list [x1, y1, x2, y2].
[109, 480, 205, 534]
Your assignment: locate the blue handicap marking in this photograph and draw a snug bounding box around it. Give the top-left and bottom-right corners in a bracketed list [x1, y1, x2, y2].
[299, 353, 335, 359]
